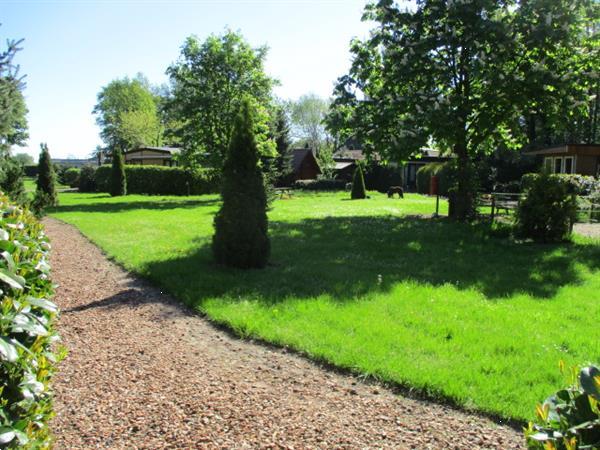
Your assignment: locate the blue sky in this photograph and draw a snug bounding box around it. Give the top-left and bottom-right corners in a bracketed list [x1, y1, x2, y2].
[1, 0, 374, 159]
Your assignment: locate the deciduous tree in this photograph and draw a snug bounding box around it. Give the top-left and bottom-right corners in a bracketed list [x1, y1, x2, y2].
[329, 0, 596, 220]
[165, 30, 276, 169]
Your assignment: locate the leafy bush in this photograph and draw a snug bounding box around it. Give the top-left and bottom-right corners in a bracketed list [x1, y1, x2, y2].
[525, 364, 600, 450]
[495, 180, 522, 193]
[212, 99, 270, 269]
[522, 173, 600, 196]
[351, 163, 367, 199]
[0, 158, 27, 205]
[0, 193, 61, 448]
[364, 163, 403, 193]
[78, 166, 97, 193]
[22, 166, 37, 178]
[110, 149, 126, 197]
[516, 173, 577, 243]
[61, 168, 80, 188]
[291, 178, 346, 191]
[416, 162, 453, 196]
[95, 165, 218, 196]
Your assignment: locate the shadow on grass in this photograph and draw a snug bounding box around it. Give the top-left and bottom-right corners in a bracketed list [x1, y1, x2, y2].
[138, 216, 600, 304]
[50, 197, 219, 214]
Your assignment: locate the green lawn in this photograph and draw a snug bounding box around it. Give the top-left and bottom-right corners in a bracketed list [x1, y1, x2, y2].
[49, 191, 600, 421]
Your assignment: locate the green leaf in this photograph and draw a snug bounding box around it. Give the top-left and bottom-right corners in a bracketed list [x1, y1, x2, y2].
[0, 337, 18, 362]
[0, 268, 25, 290]
[1, 250, 16, 272]
[0, 427, 15, 445]
[26, 296, 58, 314]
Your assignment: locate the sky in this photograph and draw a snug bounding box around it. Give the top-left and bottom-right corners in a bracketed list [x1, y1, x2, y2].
[1, 0, 375, 160]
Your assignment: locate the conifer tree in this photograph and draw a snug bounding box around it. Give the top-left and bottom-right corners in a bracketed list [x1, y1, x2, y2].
[212, 99, 270, 269]
[109, 148, 126, 196]
[351, 163, 367, 200]
[35, 143, 57, 206]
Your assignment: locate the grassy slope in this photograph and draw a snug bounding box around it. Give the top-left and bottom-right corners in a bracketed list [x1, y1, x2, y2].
[50, 191, 600, 421]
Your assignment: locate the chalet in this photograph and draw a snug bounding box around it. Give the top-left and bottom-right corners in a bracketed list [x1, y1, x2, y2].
[524, 144, 600, 177]
[124, 146, 181, 166]
[290, 148, 321, 181]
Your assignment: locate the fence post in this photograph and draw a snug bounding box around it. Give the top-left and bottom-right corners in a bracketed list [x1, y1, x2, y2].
[491, 195, 496, 223]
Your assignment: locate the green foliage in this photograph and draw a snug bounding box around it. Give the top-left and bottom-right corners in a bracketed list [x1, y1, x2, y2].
[109, 149, 126, 197]
[77, 166, 96, 193]
[94, 165, 218, 196]
[11, 153, 33, 167]
[61, 167, 80, 188]
[0, 34, 28, 156]
[0, 158, 26, 204]
[525, 364, 600, 450]
[212, 100, 270, 268]
[290, 94, 331, 152]
[351, 163, 367, 199]
[165, 30, 276, 169]
[34, 143, 57, 211]
[329, 0, 594, 220]
[0, 193, 61, 448]
[516, 174, 577, 242]
[273, 106, 293, 184]
[416, 162, 453, 196]
[92, 74, 162, 156]
[292, 178, 346, 191]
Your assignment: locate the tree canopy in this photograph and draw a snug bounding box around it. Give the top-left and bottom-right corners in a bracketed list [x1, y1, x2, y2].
[290, 94, 332, 152]
[0, 35, 28, 156]
[93, 74, 162, 155]
[165, 30, 277, 169]
[328, 0, 598, 220]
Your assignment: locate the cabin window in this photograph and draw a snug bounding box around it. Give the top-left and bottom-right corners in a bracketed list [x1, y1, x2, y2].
[554, 157, 563, 174]
[564, 156, 574, 174]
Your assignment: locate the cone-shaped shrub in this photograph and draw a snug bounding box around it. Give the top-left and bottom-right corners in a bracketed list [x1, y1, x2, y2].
[351, 163, 367, 199]
[35, 143, 58, 207]
[212, 99, 270, 269]
[109, 148, 127, 197]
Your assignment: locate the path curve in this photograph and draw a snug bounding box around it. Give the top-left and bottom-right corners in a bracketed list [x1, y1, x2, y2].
[46, 218, 524, 449]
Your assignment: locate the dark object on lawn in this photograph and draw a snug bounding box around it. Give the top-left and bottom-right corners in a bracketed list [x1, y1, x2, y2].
[387, 186, 404, 198]
[212, 99, 270, 269]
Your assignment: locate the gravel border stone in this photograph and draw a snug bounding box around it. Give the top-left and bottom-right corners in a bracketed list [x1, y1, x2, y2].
[45, 217, 524, 449]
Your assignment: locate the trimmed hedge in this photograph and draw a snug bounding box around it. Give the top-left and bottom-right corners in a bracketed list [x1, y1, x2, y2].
[0, 193, 61, 448]
[416, 162, 453, 196]
[292, 178, 346, 191]
[94, 165, 219, 196]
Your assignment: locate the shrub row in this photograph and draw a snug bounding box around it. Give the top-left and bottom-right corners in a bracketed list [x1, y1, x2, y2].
[292, 178, 346, 191]
[416, 162, 453, 196]
[0, 193, 60, 448]
[522, 173, 600, 195]
[80, 165, 220, 196]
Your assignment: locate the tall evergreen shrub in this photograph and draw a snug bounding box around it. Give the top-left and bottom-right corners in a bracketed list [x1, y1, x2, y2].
[34, 143, 58, 208]
[351, 163, 367, 199]
[109, 148, 126, 196]
[212, 99, 270, 269]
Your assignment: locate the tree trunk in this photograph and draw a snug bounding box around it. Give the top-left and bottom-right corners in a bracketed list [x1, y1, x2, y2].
[449, 142, 475, 222]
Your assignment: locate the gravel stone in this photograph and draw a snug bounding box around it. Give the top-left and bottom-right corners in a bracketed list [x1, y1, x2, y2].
[45, 217, 524, 449]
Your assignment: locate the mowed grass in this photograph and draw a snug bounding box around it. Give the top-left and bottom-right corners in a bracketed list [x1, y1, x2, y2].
[49, 191, 600, 421]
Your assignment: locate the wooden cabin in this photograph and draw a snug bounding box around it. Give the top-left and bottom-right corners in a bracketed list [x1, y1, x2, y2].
[124, 146, 181, 166]
[524, 144, 600, 176]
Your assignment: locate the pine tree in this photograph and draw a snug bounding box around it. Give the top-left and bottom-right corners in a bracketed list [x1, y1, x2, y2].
[274, 107, 293, 183]
[212, 99, 270, 269]
[35, 143, 57, 206]
[351, 163, 367, 200]
[109, 148, 126, 196]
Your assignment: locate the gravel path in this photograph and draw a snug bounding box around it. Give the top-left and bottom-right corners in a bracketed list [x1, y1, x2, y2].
[46, 217, 524, 449]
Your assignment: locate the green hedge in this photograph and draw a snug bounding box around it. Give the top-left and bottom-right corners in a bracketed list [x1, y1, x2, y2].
[0, 193, 61, 448]
[292, 178, 346, 191]
[416, 162, 453, 196]
[94, 165, 219, 196]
